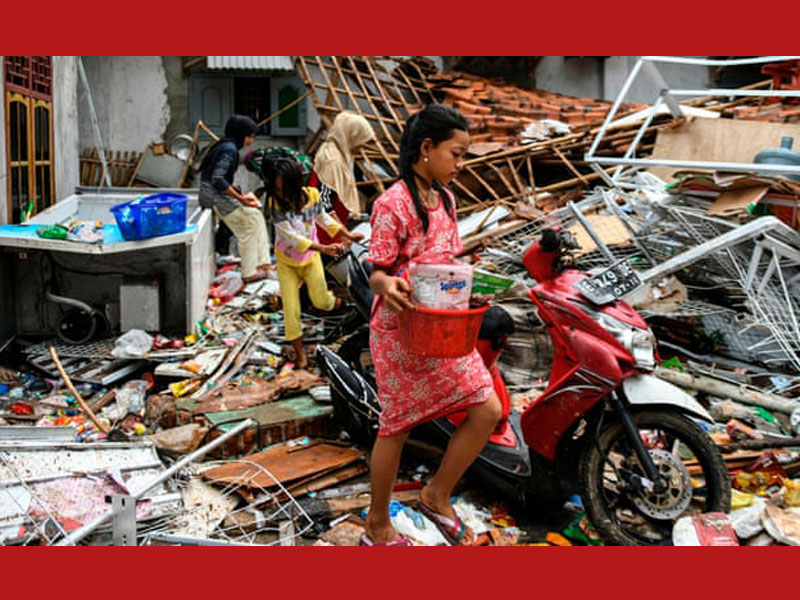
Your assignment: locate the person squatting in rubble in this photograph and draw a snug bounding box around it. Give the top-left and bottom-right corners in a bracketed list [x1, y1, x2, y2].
[362, 104, 502, 546]
[260, 155, 364, 369]
[310, 112, 376, 245]
[199, 115, 272, 283]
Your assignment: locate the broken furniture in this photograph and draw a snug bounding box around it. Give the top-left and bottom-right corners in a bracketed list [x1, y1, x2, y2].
[0, 439, 182, 545]
[585, 56, 800, 189]
[0, 187, 213, 343]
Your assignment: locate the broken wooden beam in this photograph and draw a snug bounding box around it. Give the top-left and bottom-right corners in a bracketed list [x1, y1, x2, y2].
[656, 367, 800, 415]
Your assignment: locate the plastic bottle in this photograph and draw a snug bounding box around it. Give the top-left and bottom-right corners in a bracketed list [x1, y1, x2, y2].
[36, 224, 68, 240]
[209, 271, 243, 303]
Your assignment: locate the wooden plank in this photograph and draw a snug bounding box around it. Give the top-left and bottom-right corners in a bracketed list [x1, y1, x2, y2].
[314, 56, 346, 111]
[89, 148, 98, 186]
[505, 155, 526, 192]
[649, 117, 800, 181]
[393, 63, 425, 106]
[461, 218, 527, 251]
[327, 56, 398, 181]
[342, 57, 400, 156]
[179, 121, 202, 188]
[256, 89, 312, 128]
[113, 151, 120, 185]
[366, 55, 414, 117]
[300, 79, 403, 110]
[326, 489, 421, 517]
[311, 102, 410, 128]
[465, 165, 502, 202]
[294, 57, 335, 132]
[128, 151, 145, 187]
[485, 161, 519, 198]
[551, 145, 588, 185]
[201, 442, 366, 489]
[198, 395, 333, 429]
[275, 462, 370, 501]
[526, 153, 536, 191]
[80, 149, 89, 184]
[451, 177, 487, 207]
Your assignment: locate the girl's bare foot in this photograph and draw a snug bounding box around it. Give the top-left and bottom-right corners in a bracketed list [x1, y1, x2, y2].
[365, 513, 400, 544]
[291, 338, 308, 369]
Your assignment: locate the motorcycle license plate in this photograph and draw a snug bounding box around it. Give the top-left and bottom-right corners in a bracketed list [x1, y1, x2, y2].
[574, 261, 642, 305]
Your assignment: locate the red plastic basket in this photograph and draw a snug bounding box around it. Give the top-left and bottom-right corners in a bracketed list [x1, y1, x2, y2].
[398, 304, 490, 358]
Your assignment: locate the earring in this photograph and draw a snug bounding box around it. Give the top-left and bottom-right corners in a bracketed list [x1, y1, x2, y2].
[423, 157, 429, 162]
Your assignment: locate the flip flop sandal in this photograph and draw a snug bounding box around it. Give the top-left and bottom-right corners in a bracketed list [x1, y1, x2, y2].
[359, 532, 413, 546]
[417, 501, 471, 546]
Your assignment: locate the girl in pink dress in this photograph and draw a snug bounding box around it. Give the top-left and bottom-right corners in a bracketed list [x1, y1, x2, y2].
[362, 105, 502, 546]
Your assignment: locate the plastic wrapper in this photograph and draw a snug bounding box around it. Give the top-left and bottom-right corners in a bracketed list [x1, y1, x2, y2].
[408, 262, 473, 310]
[783, 478, 800, 507]
[762, 503, 800, 545]
[561, 513, 604, 546]
[105, 380, 149, 419]
[745, 532, 776, 546]
[148, 423, 209, 454]
[672, 512, 739, 546]
[726, 419, 762, 441]
[364, 498, 491, 546]
[731, 488, 755, 510]
[68, 221, 104, 244]
[112, 329, 154, 358]
[390, 506, 446, 546]
[731, 497, 766, 539]
[734, 471, 785, 496]
[209, 271, 243, 302]
[792, 407, 800, 435]
[546, 532, 572, 546]
[471, 269, 515, 298]
[36, 224, 68, 240]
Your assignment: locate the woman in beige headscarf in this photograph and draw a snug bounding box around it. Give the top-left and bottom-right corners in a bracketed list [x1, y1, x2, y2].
[311, 112, 376, 244]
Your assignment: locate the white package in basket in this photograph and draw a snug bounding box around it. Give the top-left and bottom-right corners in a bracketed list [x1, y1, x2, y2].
[408, 262, 473, 310]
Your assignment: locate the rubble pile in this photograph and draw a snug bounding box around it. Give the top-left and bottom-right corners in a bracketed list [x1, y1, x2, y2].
[6, 56, 800, 546]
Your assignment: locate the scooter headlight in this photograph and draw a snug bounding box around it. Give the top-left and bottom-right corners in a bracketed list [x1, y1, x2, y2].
[630, 328, 656, 371]
[578, 305, 656, 371]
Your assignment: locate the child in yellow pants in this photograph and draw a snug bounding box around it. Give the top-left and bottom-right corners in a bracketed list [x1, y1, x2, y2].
[262, 156, 363, 368]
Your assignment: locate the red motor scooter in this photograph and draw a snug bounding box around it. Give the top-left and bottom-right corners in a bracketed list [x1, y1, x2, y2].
[318, 229, 731, 545]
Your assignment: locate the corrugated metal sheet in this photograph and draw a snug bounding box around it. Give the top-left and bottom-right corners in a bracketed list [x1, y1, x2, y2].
[206, 56, 294, 71]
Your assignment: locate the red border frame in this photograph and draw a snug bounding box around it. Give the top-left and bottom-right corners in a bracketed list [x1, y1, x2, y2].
[1, 5, 799, 594]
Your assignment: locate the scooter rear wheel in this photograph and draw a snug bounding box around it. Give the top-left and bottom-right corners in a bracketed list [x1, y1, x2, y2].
[579, 410, 731, 546]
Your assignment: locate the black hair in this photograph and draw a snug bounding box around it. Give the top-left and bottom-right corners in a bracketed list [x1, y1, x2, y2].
[399, 104, 469, 232]
[260, 154, 306, 215]
[224, 114, 258, 149]
[198, 114, 258, 172]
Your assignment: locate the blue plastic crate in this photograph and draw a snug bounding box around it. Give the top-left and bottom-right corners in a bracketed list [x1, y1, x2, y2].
[110, 192, 188, 241]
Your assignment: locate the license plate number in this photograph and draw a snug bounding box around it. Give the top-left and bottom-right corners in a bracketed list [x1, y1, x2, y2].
[574, 262, 642, 304]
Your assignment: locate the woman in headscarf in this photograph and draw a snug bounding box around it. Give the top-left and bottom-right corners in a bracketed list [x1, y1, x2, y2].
[199, 115, 271, 282]
[310, 112, 376, 244]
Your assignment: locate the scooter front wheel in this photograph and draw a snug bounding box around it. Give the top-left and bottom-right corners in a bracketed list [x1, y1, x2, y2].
[579, 410, 731, 546]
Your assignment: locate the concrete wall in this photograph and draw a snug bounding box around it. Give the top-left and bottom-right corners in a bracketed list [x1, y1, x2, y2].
[603, 56, 712, 103]
[79, 56, 171, 152]
[535, 57, 604, 99]
[523, 56, 713, 105]
[163, 56, 189, 143]
[53, 56, 80, 202]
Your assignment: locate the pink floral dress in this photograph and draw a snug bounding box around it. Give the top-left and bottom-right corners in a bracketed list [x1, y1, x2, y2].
[368, 181, 493, 437]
